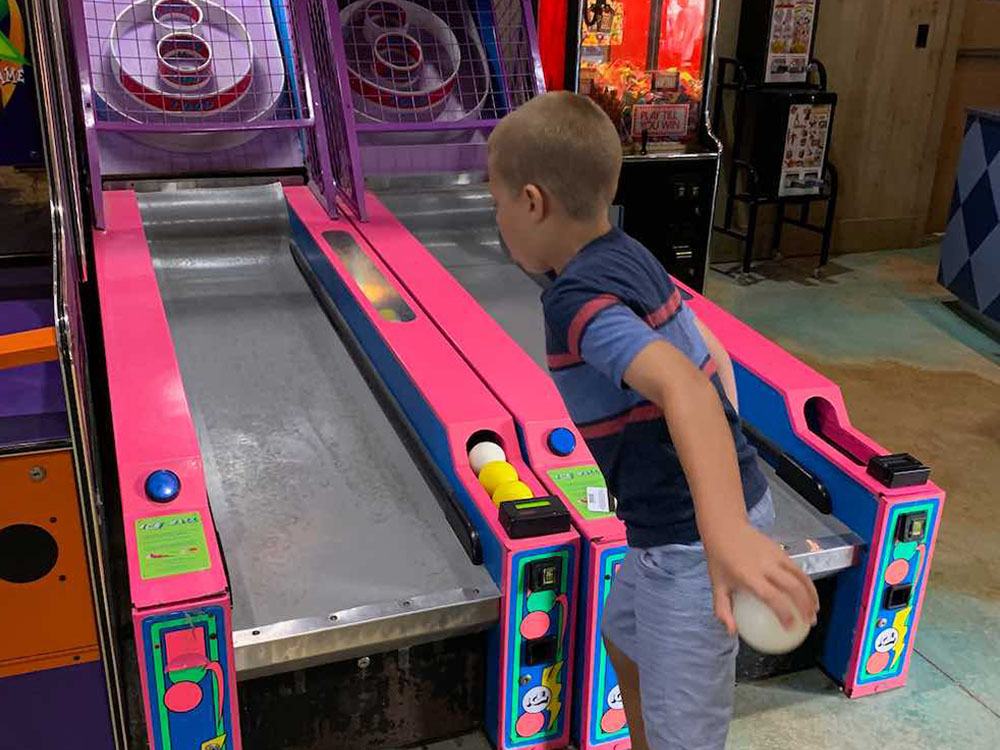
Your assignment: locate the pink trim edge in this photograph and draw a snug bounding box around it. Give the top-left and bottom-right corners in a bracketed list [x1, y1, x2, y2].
[94, 190, 228, 610]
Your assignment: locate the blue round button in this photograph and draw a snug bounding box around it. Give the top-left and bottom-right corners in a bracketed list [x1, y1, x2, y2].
[547, 428, 577, 457]
[144, 469, 181, 502]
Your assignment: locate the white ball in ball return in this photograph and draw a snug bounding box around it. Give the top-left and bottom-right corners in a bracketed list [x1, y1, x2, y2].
[732, 589, 812, 655]
[469, 441, 506, 475]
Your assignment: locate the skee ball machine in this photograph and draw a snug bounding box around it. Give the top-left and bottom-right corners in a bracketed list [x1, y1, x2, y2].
[360, 196, 946, 750]
[48, 0, 580, 749]
[327, 12, 947, 750]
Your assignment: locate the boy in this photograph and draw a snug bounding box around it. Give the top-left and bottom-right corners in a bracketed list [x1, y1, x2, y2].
[487, 92, 818, 750]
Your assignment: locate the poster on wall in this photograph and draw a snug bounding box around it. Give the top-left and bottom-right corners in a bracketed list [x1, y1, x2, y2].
[0, 0, 43, 166]
[580, 0, 624, 50]
[765, 0, 817, 84]
[779, 102, 831, 197]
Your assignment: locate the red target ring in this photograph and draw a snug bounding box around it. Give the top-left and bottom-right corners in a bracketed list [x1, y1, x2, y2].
[157, 32, 213, 91]
[110, 0, 254, 116]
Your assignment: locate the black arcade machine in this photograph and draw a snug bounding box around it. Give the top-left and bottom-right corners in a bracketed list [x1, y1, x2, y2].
[713, 0, 839, 282]
[545, 0, 724, 292]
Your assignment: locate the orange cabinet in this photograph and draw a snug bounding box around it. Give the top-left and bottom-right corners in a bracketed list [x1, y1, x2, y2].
[0, 449, 99, 678]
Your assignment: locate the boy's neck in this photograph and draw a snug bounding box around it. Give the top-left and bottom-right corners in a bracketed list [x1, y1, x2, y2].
[549, 215, 614, 275]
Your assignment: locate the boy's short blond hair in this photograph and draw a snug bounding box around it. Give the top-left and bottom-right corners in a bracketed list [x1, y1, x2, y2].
[488, 91, 622, 221]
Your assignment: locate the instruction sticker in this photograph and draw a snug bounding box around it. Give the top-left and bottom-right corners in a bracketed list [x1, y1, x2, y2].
[548, 465, 613, 519]
[135, 512, 211, 580]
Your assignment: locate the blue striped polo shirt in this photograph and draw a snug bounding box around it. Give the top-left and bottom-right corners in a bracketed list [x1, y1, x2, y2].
[542, 227, 767, 548]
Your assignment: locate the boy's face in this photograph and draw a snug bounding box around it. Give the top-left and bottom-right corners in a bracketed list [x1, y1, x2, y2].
[488, 162, 552, 274]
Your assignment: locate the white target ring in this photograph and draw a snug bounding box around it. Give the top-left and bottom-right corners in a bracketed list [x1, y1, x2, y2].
[110, 0, 253, 116]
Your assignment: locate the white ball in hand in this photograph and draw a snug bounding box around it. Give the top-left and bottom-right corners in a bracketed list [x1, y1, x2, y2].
[469, 441, 506, 475]
[732, 589, 812, 655]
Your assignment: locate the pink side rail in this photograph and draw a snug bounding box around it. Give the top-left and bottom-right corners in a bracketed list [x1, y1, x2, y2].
[675, 280, 943, 500]
[94, 190, 229, 609]
[286, 186, 577, 552]
[343, 193, 624, 544]
[96, 190, 240, 749]
[287, 186, 579, 749]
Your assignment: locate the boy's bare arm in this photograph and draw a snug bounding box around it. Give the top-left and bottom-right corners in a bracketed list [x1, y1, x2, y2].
[622, 340, 818, 632]
[694, 315, 738, 412]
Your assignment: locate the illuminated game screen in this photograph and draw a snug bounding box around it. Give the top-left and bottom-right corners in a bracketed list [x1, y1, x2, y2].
[575, 0, 709, 152]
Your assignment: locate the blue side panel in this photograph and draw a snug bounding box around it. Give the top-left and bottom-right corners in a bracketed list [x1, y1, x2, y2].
[852, 498, 941, 689]
[269, 0, 303, 118]
[733, 362, 877, 682]
[823, 563, 867, 677]
[290, 210, 504, 582]
[470, 0, 510, 113]
[571, 540, 595, 742]
[587, 547, 628, 746]
[142, 606, 233, 750]
[514, 422, 530, 467]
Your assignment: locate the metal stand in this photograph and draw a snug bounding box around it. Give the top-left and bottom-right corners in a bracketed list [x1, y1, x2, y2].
[712, 57, 839, 284]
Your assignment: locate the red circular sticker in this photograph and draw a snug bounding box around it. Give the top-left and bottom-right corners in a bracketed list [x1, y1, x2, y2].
[885, 558, 909, 586]
[164, 680, 203, 713]
[515, 712, 546, 738]
[866, 650, 891, 675]
[519, 610, 550, 640]
[601, 708, 627, 734]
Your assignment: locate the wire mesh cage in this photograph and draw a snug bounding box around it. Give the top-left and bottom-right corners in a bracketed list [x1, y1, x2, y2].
[293, 0, 367, 218]
[70, 0, 336, 220]
[78, 0, 312, 136]
[328, 0, 542, 175]
[337, 0, 540, 129]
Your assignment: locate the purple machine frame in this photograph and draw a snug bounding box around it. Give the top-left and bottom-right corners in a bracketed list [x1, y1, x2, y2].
[68, 0, 364, 223]
[67, 0, 544, 229]
[329, 0, 545, 177]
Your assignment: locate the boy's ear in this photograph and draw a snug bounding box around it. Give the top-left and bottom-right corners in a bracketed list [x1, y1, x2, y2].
[523, 183, 547, 222]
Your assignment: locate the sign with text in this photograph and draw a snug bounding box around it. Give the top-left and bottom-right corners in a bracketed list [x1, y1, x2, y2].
[631, 103, 690, 140]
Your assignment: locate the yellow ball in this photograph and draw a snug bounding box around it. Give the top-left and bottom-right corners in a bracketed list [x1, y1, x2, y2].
[492, 481, 533, 506]
[478, 460, 518, 496]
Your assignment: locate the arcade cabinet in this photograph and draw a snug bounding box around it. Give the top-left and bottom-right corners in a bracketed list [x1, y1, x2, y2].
[42, 1, 580, 749]
[713, 0, 838, 281]
[344, 9, 943, 750]
[539, 0, 723, 292]
[1, 3, 124, 748]
[373, 186, 945, 750]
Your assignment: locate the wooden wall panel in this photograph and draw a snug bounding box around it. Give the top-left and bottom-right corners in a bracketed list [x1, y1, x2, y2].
[817, 0, 960, 251]
[927, 58, 1000, 232]
[959, 0, 1000, 51]
[926, 0, 1000, 233]
[712, 0, 969, 256]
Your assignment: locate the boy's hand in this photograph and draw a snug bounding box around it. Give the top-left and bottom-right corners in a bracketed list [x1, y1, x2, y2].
[703, 520, 819, 634]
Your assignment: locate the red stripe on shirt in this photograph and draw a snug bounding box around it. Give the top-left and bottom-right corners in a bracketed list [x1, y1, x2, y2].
[701, 356, 718, 378]
[644, 288, 682, 328]
[579, 402, 663, 440]
[567, 294, 620, 356]
[547, 352, 582, 369]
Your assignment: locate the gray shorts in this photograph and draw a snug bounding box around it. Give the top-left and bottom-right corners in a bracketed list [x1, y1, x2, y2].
[602, 491, 776, 750]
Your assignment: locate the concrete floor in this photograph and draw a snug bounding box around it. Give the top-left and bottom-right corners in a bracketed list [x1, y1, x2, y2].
[409, 246, 1000, 749]
[711, 246, 1000, 749]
